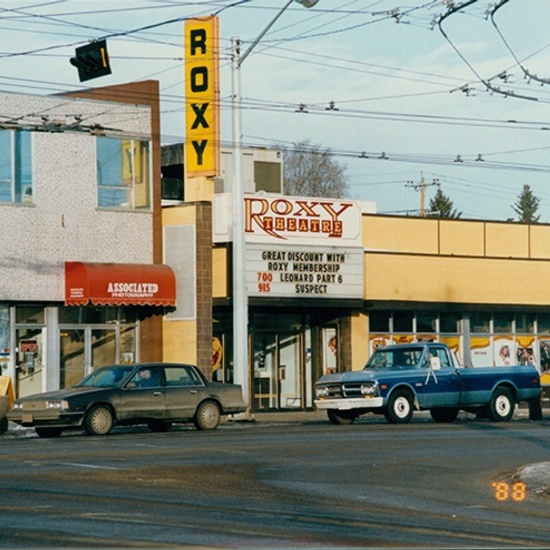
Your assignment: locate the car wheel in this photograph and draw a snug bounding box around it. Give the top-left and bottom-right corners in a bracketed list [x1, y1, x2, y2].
[430, 407, 459, 423]
[147, 420, 172, 433]
[193, 401, 220, 430]
[35, 427, 63, 438]
[487, 387, 515, 422]
[384, 389, 414, 424]
[84, 404, 114, 436]
[327, 409, 356, 425]
[0, 415, 8, 435]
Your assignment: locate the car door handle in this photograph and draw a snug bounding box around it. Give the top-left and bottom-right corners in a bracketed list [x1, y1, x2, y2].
[190, 390, 197, 394]
[153, 391, 163, 397]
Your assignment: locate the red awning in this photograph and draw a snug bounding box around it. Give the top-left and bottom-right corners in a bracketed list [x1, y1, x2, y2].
[65, 262, 176, 307]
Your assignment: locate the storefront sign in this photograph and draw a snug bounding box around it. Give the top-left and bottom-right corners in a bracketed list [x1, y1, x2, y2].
[65, 262, 176, 306]
[213, 193, 363, 246]
[244, 195, 361, 244]
[246, 244, 363, 298]
[184, 16, 220, 178]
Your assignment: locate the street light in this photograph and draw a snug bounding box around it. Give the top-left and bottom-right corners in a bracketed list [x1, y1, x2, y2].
[231, 0, 319, 414]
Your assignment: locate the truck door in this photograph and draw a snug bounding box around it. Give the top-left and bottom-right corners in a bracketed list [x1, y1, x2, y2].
[419, 345, 461, 408]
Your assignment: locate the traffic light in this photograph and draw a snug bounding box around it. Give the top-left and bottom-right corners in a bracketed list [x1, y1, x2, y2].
[70, 40, 111, 82]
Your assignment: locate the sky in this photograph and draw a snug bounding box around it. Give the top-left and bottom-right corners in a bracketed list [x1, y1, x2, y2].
[2, 0, 550, 221]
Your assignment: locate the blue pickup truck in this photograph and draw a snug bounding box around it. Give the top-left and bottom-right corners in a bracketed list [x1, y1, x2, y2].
[314, 342, 541, 424]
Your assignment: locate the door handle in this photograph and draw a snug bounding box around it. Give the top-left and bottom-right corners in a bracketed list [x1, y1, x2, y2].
[153, 391, 163, 397]
[190, 390, 197, 394]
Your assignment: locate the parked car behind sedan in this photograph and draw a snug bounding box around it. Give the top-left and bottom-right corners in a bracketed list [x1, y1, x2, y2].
[8, 363, 247, 437]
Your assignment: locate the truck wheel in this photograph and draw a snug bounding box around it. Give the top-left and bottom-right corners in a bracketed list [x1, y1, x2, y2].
[488, 387, 515, 422]
[384, 389, 413, 424]
[430, 407, 459, 423]
[327, 410, 356, 425]
[85, 404, 114, 436]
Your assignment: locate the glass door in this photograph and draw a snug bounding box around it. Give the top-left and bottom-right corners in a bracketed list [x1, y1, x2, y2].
[253, 332, 304, 411]
[92, 328, 117, 367]
[60, 329, 86, 389]
[253, 333, 277, 410]
[15, 327, 45, 397]
[278, 333, 303, 409]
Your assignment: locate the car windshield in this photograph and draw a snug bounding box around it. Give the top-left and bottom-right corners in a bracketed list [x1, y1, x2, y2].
[365, 347, 424, 370]
[75, 366, 135, 388]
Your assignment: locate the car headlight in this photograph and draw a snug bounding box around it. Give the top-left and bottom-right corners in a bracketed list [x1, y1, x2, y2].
[12, 402, 23, 410]
[361, 382, 379, 396]
[316, 386, 330, 398]
[46, 400, 69, 410]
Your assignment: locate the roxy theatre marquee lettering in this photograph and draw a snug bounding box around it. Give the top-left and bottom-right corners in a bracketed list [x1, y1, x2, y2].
[244, 197, 355, 239]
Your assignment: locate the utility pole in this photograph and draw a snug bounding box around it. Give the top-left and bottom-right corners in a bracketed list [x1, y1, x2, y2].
[406, 175, 439, 217]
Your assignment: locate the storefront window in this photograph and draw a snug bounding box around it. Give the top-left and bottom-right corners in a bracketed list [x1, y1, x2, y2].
[493, 312, 513, 333]
[537, 313, 550, 334]
[516, 313, 535, 333]
[393, 311, 413, 332]
[471, 312, 490, 333]
[16, 306, 44, 324]
[59, 306, 137, 324]
[370, 311, 390, 332]
[440, 312, 460, 333]
[416, 311, 437, 333]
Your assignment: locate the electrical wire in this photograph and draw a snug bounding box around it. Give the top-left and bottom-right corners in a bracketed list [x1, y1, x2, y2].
[490, 0, 550, 87]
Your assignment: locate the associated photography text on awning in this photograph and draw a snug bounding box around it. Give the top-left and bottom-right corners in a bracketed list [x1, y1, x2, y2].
[247, 245, 363, 299]
[107, 282, 160, 299]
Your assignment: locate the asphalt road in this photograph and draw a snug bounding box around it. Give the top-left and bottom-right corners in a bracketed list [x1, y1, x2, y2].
[1, 413, 550, 548]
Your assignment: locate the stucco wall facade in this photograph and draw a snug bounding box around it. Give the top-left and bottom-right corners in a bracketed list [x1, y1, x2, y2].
[0, 90, 154, 302]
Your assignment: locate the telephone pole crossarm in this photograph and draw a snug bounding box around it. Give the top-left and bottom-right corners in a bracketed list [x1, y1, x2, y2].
[405, 175, 440, 217]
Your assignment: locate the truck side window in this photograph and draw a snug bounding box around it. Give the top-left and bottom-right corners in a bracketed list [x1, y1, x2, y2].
[429, 347, 451, 368]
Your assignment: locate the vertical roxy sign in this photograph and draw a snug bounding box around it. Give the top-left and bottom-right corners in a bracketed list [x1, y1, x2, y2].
[184, 16, 220, 178]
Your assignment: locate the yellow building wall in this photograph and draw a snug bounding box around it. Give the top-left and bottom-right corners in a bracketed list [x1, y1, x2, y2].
[364, 254, 550, 305]
[162, 205, 197, 365]
[350, 311, 368, 371]
[362, 215, 550, 306]
[362, 216, 440, 254]
[529, 224, 550, 259]
[213, 246, 228, 298]
[439, 220, 485, 256]
[485, 223, 529, 258]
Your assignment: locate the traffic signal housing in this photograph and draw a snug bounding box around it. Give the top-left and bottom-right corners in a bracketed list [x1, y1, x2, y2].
[70, 40, 111, 82]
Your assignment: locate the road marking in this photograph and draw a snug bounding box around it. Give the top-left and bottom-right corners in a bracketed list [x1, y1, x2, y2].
[60, 462, 119, 470]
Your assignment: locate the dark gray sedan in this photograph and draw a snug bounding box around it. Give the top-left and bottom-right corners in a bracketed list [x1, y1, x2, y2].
[8, 363, 247, 437]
